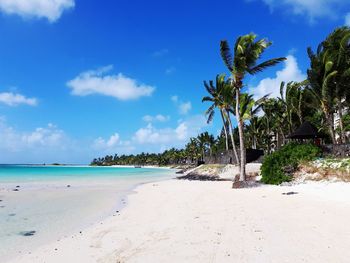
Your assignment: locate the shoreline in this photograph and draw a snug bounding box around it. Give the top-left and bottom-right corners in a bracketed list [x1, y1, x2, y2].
[0, 167, 176, 262]
[9, 179, 350, 263]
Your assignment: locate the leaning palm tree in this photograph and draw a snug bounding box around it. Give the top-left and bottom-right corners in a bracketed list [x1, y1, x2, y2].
[202, 74, 240, 164]
[220, 34, 286, 182]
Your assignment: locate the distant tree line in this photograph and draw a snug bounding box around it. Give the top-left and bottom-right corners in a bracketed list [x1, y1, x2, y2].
[91, 132, 223, 166]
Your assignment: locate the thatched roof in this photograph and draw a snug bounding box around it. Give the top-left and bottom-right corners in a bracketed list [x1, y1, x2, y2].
[288, 121, 322, 139]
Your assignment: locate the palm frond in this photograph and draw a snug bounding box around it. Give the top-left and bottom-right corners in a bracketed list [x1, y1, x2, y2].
[203, 81, 215, 95]
[279, 81, 285, 100]
[247, 57, 286, 75]
[220, 40, 233, 72]
[202, 96, 214, 102]
[206, 108, 215, 124]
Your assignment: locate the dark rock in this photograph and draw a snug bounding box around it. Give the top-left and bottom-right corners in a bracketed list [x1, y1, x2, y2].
[8, 213, 16, 216]
[67, 185, 71, 188]
[16, 185, 20, 188]
[282, 191, 298, 195]
[19, 231, 36, 236]
[177, 173, 227, 181]
[13, 189, 19, 191]
[232, 181, 259, 189]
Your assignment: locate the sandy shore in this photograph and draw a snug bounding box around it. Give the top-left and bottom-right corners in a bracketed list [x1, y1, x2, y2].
[9, 179, 350, 263]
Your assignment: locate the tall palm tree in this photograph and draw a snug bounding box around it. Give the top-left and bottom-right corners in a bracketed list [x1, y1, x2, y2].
[220, 34, 286, 182]
[307, 45, 337, 143]
[202, 74, 240, 164]
[322, 27, 350, 143]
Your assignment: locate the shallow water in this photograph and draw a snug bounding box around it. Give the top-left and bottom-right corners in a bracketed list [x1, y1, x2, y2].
[0, 165, 175, 261]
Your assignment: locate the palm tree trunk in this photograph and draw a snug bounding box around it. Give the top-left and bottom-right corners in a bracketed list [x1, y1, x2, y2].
[235, 89, 246, 182]
[337, 99, 345, 144]
[279, 127, 286, 146]
[226, 111, 240, 165]
[326, 112, 336, 144]
[220, 110, 229, 151]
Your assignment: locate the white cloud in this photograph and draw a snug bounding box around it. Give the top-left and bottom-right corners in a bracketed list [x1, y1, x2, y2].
[179, 102, 192, 115]
[133, 115, 207, 147]
[0, 120, 70, 159]
[21, 123, 65, 148]
[92, 133, 136, 155]
[171, 95, 192, 115]
[0, 92, 37, 106]
[142, 114, 170, 123]
[345, 13, 350, 26]
[171, 95, 178, 103]
[67, 65, 155, 101]
[94, 133, 120, 149]
[249, 55, 306, 99]
[255, 0, 348, 22]
[0, 0, 74, 22]
[0, 118, 128, 163]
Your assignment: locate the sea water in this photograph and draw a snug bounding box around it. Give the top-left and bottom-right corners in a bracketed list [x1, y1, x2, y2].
[0, 165, 175, 261]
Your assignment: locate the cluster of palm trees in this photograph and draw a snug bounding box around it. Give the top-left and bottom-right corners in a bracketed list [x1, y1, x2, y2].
[203, 33, 286, 181]
[202, 26, 350, 182]
[92, 27, 350, 184]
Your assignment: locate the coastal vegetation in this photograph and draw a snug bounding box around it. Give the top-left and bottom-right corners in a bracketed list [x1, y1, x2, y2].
[92, 26, 350, 185]
[261, 143, 321, 185]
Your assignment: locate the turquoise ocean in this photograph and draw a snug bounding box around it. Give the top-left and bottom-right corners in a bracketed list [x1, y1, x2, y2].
[0, 165, 175, 261]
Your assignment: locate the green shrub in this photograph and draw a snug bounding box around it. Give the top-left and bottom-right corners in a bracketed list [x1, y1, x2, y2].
[261, 142, 321, 185]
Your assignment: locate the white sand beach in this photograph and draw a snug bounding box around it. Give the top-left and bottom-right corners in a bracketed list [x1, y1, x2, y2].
[9, 177, 350, 263]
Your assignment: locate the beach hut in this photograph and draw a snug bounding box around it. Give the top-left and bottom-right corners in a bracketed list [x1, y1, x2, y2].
[288, 121, 324, 144]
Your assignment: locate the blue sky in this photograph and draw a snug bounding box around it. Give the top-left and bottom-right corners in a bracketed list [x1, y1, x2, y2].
[0, 0, 349, 164]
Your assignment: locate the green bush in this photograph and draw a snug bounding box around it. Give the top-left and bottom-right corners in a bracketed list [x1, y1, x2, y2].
[261, 142, 321, 185]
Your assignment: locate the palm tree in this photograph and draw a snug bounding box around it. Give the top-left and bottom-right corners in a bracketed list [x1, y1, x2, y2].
[307, 45, 337, 143]
[247, 116, 264, 149]
[202, 74, 240, 164]
[185, 137, 200, 164]
[322, 27, 350, 143]
[220, 34, 286, 182]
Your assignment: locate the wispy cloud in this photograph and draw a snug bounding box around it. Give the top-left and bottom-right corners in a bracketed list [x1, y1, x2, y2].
[143, 114, 170, 123]
[171, 95, 192, 115]
[345, 12, 350, 26]
[179, 102, 192, 115]
[67, 65, 155, 101]
[133, 115, 206, 146]
[250, 0, 349, 23]
[249, 55, 306, 99]
[152, 48, 169, 57]
[0, 0, 75, 22]
[0, 92, 37, 106]
[165, 66, 176, 75]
